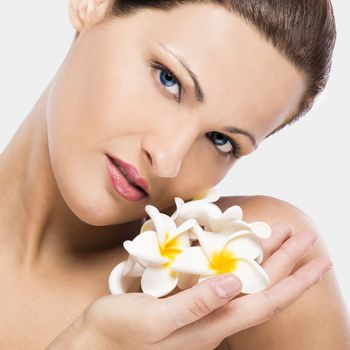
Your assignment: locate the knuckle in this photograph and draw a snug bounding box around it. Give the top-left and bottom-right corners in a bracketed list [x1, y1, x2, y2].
[261, 291, 283, 321]
[291, 269, 311, 288]
[278, 245, 294, 262]
[188, 295, 213, 318]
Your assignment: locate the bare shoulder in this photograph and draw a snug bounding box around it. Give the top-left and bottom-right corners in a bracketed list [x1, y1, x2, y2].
[215, 195, 350, 350]
[216, 194, 315, 231]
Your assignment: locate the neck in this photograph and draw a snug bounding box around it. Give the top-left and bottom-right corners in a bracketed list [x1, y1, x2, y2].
[0, 85, 142, 273]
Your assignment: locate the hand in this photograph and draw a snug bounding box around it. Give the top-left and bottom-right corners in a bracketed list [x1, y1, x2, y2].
[49, 224, 331, 350]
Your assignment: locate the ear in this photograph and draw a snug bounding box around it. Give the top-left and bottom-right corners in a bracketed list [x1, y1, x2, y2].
[68, 0, 111, 33]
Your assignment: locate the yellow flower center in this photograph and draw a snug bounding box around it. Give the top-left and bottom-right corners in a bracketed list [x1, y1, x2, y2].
[159, 231, 182, 268]
[209, 250, 237, 274]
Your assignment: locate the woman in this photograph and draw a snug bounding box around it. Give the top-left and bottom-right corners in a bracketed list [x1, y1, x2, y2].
[0, 0, 349, 349]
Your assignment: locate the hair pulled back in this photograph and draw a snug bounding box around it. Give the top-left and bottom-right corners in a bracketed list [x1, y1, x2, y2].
[109, 0, 336, 133]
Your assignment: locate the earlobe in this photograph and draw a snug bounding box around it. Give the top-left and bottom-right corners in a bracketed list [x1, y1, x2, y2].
[68, 0, 111, 33]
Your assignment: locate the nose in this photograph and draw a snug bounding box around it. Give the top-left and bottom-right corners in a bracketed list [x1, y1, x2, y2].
[141, 123, 198, 178]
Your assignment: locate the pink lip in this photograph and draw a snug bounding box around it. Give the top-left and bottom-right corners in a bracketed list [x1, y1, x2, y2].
[106, 156, 148, 202]
[106, 154, 149, 201]
[113, 157, 149, 195]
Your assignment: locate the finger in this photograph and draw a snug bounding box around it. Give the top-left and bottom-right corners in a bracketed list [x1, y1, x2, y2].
[164, 257, 332, 347]
[263, 229, 317, 284]
[153, 273, 242, 338]
[259, 222, 293, 260]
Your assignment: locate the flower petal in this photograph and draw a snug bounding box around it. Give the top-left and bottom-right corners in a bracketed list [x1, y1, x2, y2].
[222, 205, 243, 222]
[123, 232, 167, 265]
[192, 225, 227, 259]
[232, 259, 270, 293]
[145, 205, 177, 245]
[178, 201, 222, 229]
[222, 220, 271, 239]
[123, 255, 145, 277]
[223, 233, 262, 260]
[141, 266, 178, 297]
[170, 197, 185, 221]
[140, 219, 155, 233]
[209, 205, 243, 233]
[249, 222, 272, 239]
[171, 246, 214, 275]
[221, 220, 252, 234]
[109, 261, 137, 294]
[256, 251, 264, 264]
[170, 219, 197, 239]
[192, 187, 221, 202]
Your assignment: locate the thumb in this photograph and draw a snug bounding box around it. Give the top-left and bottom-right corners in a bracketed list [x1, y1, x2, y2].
[156, 273, 242, 337]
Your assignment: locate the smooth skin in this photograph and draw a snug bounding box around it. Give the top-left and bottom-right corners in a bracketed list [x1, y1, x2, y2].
[0, 1, 349, 349]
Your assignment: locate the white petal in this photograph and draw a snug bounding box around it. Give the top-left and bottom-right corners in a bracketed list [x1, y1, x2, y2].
[193, 225, 227, 259]
[222, 220, 252, 234]
[170, 197, 185, 221]
[177, 273, 199, 290]
[178, 201, 222, 229]
[209, 205, 243, 233]
[141, 266, 178, 298]
[144, 205, 165, 245]
[223, 233, 262, 260]
[171, 246, 213, 275]
[140, 219, 155, 233]
[170, 219, 197, 239]
[123, 255, 145, 277]
[222, 205, 243, 222]
[249, 222, 272, 239]
[256, 251, 264, 264]
[123, 231, 167, 265]
[232, 259, 270, 293]
[171, 231, 192, 251]
[109, 261, 137, 294]
[192, 188, 221, 203]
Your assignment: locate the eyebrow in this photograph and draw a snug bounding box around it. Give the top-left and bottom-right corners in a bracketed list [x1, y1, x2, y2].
[154, 41, 205, 103]
[224, 127, 257, 148]
[154, 41, 257, 148]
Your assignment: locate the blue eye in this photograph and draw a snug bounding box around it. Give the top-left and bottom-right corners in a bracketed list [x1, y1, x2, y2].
[152, 62, 182, 102]
[207, 131, 241, 159]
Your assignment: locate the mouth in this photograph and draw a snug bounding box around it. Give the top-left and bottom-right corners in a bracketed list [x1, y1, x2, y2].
[106, 154, 149, 196]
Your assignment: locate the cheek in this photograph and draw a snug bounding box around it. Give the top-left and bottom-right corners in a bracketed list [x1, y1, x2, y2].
[169, 140, 235, 201]
[44, 63, 154, 226]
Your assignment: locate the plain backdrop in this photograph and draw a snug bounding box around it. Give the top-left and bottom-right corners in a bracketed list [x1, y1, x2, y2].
[1, 1, 349, 312]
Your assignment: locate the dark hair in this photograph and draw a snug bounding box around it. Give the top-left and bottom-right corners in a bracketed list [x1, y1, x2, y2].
[108, 0, 336, 136]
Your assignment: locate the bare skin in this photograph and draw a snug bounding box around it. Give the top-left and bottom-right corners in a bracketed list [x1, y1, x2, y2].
[0, 1, 349, 349]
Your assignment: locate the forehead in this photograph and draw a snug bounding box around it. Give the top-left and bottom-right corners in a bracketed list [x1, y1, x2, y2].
[109, 2, 306, 143]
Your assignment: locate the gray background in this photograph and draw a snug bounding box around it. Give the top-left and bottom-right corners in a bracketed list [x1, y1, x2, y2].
[1, 1, 349, 310]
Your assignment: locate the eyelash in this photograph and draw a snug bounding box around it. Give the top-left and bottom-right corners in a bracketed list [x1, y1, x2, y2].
[151, 61, 241, 159]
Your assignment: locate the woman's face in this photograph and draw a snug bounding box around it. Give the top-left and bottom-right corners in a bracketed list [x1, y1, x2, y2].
[46, 2, 306, 225]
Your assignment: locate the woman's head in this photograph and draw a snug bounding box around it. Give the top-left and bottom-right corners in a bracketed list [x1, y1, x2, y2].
[44, 0, 335, 226]
[110, 0, 336, 134]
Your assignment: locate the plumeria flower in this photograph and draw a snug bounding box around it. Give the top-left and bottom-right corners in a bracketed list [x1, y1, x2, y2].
[171, 224, 270, 293]
[171, 196, 271, 248]
[109, 205, 197, 298]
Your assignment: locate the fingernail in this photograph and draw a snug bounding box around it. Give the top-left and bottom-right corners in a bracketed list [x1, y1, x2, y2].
[215, 276, 241, 299]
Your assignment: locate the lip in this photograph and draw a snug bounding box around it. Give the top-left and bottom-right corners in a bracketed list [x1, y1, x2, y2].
[106, 154, 149, 195]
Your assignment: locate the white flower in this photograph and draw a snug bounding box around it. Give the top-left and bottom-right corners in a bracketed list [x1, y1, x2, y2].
[171, 197, 271, 246]
[171, 224, 270, 294]
[108, 205, 197, 298]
